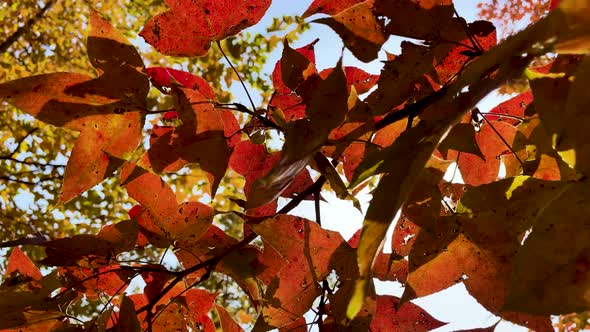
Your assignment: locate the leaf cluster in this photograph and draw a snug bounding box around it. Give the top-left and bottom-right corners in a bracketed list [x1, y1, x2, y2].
[1, 0, 590, 331]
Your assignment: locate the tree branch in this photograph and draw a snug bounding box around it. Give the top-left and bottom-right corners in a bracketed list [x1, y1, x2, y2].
[0, 0, 57, 53]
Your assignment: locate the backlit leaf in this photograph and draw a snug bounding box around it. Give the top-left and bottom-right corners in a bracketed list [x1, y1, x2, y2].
[121, 163, 214, 246]
[6, 247, 42, 281]
[247, 62, 348, 208]
[251, 215, 349, 330]
[370, 295, 446, 331]
[315, 1, 387, 62]
[142, 68, 230, 196]
[303, 0, 364, 17]
[116, 295, 141, 332]
[215, 304, 244, 332]
[140, 0, 272, 56]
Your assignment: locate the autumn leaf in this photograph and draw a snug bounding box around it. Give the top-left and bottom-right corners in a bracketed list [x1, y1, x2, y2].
[457, 120, 517, 186]
[215, 304, 244, 332]
[140, 0, 272, 56]
[0, 271, 70, 330]
[404, 177, 566, 330]
[303, 0, 364, 17]
[375, 0, 458, 41]
[0, 11, 148, 204]
[6, 247, 42, 281]
[319, 66, 380, 94]
[115, 295, 141, 332]
[120, 162, 215, 247]
[185, 289, 217, 331]
[434, 20, 497, 84]
[270, 40, 318, 122]
[142, 67, 231, 196]
[247, 60, 349, 208]
[314, 0, 387, 62]
[370, 295, 446, 331]
[438, 123, 485, 160]
[365, 42, 436, 115]
[251, 215, 349, 330]
[347, 119, 454, 319]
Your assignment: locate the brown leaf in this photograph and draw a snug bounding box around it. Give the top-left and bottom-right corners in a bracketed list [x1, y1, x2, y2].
[315, 0, 386, 62]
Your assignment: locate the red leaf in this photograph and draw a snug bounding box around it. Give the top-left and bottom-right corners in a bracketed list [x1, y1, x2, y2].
[251, 215, 349, 329]
[434, 21, 497, 84]
[163, 110, 179, 120]
[140, 0, 271, 56]
[349, 229, 408, 283]
[320, 66, 379, 95]
[458, 121, 517, 186]
[373, 254, 409, 283]
[147, 67, 216, 99]
[116, 295, 141, 332]
[128, 205, 143, 219]
[142, 68, 230, 195]
[391, 216, 419, 257]
[6, 247, 42, 281]
[60, 265, 134, 299]
[97, 220, 139, 254]
[0, 11, 148, 204]
[248, 62, 348, 208]
[219, 109, 242, 148]
[278, 317, 307, 332]
[550, 0, 561, 10]
[376, 0, 458, 41]
[270, 40, 318, 122]
[215, 304, 244, 332]
[229, 140, 314, 203]
[370, 295, 446, 332]
[487, 91, 533, 124]
[404, 179, 560, 331]
[176, 225, 288, 307]
[366, 42, 436, 115]
[41, 235, 119, 266]
[185, 289, 217, 331]
[121, 163, 214, 247]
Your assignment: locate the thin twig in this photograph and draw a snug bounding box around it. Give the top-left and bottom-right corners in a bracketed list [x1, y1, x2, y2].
[441, 199, 455, 215]
[0, 156, 66, 168]
[92, 272, 139, 330]
[216, 41, 257, 114]
[0, 175, 62, 185]
[8, 128, 38, 158]
[0, 0, 57, 53]
[481, 112, 525, 123]
[314, 186, 321, 226]
[453, 7, 484, 52]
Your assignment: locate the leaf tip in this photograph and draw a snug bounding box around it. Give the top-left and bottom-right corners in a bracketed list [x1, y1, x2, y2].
[346, 278, 367, 320]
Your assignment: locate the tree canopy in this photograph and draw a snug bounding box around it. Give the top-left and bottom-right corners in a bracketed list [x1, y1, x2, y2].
[1, 0, 590, 331]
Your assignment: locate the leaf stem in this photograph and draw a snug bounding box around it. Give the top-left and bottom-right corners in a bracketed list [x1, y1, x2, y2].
[216, 40, 258, 114]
